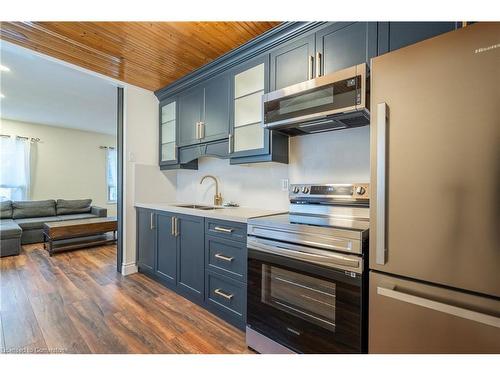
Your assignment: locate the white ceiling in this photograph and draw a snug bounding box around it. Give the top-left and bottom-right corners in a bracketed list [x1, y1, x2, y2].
[0, 41, 118, 135]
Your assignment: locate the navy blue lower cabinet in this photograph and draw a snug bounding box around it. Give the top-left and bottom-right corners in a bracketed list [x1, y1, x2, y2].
[156, 212, 177, 286]
[205, 270, 247, 330]
[205, 235, 247, 283]
[136, 208, 156, 273]
[137, 211, 206, 305]
[205, 218, 247, 242]
[204, 219, 248, 330]
[176, 214, 205, 303]
[137, 211, 249, 329]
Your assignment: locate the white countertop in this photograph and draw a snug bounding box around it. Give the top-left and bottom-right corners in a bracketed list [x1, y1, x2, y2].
[134, 202, 286, 223]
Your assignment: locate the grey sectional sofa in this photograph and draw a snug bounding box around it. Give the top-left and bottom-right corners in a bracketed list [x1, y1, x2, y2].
[0, 199, 107, 257]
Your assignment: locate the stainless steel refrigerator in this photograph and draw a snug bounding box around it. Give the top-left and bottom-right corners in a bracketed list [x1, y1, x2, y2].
[369, 22, 500, 353]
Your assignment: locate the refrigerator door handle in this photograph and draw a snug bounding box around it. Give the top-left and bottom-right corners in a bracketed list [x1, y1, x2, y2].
[376, 102, 388, 265]
[377, 286, 500, 329]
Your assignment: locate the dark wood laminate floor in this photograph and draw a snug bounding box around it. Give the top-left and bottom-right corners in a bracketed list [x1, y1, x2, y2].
[0, 243, 251, 354]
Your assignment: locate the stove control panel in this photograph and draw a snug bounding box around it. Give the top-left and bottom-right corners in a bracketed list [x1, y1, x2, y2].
[289, 183, 370, 200]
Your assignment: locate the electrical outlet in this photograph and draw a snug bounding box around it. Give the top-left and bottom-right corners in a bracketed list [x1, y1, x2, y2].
[281, 179, 289, 191]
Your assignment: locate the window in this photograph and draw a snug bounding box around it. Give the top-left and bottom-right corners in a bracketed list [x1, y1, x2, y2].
[106, 147, 117, 203]
[0, 136, 31, 201]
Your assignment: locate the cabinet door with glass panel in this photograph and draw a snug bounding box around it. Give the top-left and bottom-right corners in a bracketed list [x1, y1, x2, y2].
[159, 97, 178, 166]
[229, 54, 270, 159]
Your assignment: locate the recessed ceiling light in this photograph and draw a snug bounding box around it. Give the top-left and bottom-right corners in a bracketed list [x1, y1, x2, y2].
[0, 64, 10, 72]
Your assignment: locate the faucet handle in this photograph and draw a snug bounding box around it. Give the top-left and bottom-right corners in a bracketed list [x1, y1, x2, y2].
[214, 193, 223, 206]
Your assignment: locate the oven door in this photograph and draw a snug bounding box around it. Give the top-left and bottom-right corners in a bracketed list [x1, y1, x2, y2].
[247, 237, 366, 353]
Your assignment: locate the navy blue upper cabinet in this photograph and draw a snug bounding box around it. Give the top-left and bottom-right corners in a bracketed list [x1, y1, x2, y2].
[229, 54, 288, 164]
[178, 72, 230, 148]
[270, 23, 377, 89]
[378, 22, 460, 54]
[202, 73, 230, 143]
[156, 21, 463, 168]
[316, 22, 377, 76]
[178, 86, 203, 147]
[156, 212, 177, 286]
[160, 95, 198, 170]
[159, 97, 178, 166]
[176, 214, 205, 302]
[270, 34, 316, 90]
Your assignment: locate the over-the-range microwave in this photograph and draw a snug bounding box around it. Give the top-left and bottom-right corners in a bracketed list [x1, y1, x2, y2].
[262, 63, 370, 136]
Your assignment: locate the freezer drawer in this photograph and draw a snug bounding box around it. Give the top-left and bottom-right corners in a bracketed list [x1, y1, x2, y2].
[369, 272, 500, 353]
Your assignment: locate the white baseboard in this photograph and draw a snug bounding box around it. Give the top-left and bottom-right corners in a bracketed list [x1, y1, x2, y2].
[121, 261, 138, 276]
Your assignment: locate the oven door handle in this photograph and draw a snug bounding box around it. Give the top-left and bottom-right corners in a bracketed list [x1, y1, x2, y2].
[248, 238, 362, 274]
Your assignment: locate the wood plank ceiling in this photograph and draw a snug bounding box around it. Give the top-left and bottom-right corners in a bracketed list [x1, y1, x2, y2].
[0, 22, 280, 91]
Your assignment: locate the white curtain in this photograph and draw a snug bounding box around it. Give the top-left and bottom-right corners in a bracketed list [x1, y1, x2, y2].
[0, 136, 31, 201]
[106, 147, 117, 202]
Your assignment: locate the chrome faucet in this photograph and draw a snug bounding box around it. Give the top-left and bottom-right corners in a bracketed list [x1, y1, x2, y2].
[200, 175, 223, 206]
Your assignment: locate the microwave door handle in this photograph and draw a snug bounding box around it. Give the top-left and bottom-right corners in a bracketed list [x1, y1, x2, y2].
[377, 286, 500, 329]
[376, 103, 388, 265]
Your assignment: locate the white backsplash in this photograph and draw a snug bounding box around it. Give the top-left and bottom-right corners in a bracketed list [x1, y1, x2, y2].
[289, 126, 370, 184]
[174, 158, 289, 210]
[174, 126, 370, 210]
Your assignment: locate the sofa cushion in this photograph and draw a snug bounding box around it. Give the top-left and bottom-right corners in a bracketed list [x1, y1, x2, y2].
[0, 219, 22, 239]
[12, 200, 56, 219]
[57, 213, 96, 221]
[14, 216, 61, 230]
[56, 199, 92, 215]
[0, 200, 13, 219]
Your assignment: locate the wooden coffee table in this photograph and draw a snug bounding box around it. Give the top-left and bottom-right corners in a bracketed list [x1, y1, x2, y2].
[43, 217, 117, 256]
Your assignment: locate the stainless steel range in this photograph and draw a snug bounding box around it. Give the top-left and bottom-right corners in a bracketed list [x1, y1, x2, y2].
[246, 183, 369, 354]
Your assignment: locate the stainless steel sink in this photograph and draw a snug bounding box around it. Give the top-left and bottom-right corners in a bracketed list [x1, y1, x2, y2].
[174, 204, 224, 210]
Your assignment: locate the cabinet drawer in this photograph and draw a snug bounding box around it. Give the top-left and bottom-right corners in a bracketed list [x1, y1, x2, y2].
[206, 271, 246, 324]
[205, 218, 247, 242]
[206, 236, 246, 282]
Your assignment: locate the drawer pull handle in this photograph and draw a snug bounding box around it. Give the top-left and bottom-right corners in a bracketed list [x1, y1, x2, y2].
[214, 253, 234, 262]
[214, 288, 234, 300]
[214, 226, 233, 233]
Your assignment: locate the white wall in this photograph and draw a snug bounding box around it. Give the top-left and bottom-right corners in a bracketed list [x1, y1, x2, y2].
[122, 85, 177, 272]
[0, 118, 117, 215]
[289, 126, 370, 183]
[176, 159, 289, 210]
[176, 126, 370, 210]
